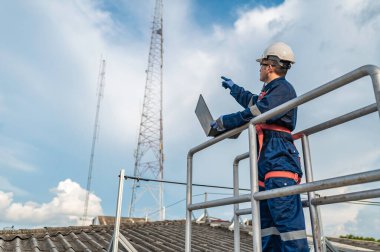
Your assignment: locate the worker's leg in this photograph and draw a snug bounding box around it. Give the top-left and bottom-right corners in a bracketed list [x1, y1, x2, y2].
[266, 177, 309, 252]
[260, 187, 282, 252]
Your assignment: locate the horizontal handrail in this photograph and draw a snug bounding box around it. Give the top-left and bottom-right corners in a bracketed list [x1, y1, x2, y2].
[236, 208, 251, 216]
[188, 194, 250, 211]
[254, 169, 380, 200]
[227, 103, 378, 166]
[187, 123, 249, 157]
[188, 169, 380, 211]
[310, 188, 380, 206]
[236, 200, 311, 216]
[236, 189, 380, 216]
[293, 103, 377, 139]
[187, 65, 380, 158]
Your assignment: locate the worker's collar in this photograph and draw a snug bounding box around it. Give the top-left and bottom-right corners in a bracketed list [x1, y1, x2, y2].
[263, 77, 286, 91]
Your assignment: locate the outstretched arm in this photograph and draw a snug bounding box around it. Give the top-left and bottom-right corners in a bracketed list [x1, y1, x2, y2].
[212, 83, 294, 131]
[230, 84, 259, 108]
[221, 76, 258, 108]
[216, 107, 257, 130]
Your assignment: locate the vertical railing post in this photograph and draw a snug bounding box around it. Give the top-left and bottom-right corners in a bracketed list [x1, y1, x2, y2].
[233, 160, 240, 252]
[370, 69, 380, 118]
[248, 124, 262, 252]
[204, 192, 208, 222]
[316, 199, 325, 250]
[112, 169, 125, 252]
[185, 154, 193, 252]
[301, 135, 325, 252]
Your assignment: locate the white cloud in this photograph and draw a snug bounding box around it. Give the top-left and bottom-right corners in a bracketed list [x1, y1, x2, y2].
[0, 179, 103, 227]
[0, 191, 13, 211]
[317, 201, 380, 239]
[321, 204, 362, 237]
[344, 205, 380, 238]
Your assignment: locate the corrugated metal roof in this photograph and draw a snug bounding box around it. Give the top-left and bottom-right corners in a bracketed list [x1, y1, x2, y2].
[0, 220, 378, 251]
[0, 220, 253, 251]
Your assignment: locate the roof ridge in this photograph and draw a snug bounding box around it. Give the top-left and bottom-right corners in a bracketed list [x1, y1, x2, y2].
[0, 220, 187, 238]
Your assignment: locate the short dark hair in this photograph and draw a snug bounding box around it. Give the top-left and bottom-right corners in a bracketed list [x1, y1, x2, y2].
[266, 59, 288, 76]
[273, 64, 288, 76]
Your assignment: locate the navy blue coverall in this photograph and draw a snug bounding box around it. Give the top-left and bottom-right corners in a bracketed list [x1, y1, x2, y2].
[222, 77, 309, 252]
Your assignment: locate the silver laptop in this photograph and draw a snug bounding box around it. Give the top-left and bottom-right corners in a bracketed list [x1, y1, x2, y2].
[195, 94, 240, 138]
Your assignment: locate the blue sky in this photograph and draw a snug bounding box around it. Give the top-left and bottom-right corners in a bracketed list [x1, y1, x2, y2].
[0, 0, 380, 238]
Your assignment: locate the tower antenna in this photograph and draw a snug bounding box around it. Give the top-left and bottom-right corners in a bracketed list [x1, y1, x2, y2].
[82, 58, 106, 225]
[128, 0, 164, 220]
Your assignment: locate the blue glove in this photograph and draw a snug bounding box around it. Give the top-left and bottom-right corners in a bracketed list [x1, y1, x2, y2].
[210, 116, 225, 131]
[221, 76, 235, 89]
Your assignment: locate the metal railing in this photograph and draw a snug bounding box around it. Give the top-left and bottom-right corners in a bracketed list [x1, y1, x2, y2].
[186, 65, 380, 252]
[109, 169, 139, 252]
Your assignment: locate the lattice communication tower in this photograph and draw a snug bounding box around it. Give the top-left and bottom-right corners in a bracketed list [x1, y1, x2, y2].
[128, 0, 164, 220]
[82, 58, 106, 225]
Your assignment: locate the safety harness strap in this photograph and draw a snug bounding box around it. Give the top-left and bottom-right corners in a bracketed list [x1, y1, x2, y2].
[259, 171, 301, 188]
[256, 123, 291, 160]
[265, 171, 301, 183]
[259, 181, 265, 188]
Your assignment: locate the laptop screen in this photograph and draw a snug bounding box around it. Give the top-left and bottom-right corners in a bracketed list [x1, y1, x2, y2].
[195, 94, 241, 138]
[195, 94, 214, 136]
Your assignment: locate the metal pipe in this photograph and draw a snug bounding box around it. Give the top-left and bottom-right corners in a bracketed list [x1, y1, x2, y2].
[233, 152, 250, 165]
[248, 124, 262, 252]
[293, 103, 377, 140]
[233, 161, 240, 252]
[189, 169, 380, 211]
[188, 194, 251, 211]
[188, 123, 249, 156]
[254, 169, 380, 200]
[232, 152, 249, 252]
[238, 188, 380, 212]
[369, 67, 380, 117]
[191, 186, 380, 212]
[235, 203, 308, 215]
[185, 155, 193, 252]
[234, 203, 314, 216]
[112, 169, 125, 252]
[315, 199, 325, 252]
[204, 192, 208, 222]
[311, 188, 380, 206]
[236, 208, 252, 216]
[301, 135, 324, 252]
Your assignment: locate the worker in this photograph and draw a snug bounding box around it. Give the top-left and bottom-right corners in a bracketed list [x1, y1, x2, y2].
[211, 42, 309, 251]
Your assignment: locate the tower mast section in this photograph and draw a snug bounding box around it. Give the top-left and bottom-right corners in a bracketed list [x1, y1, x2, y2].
[129, 0, 164, 220]
[83, 58, 106, 224]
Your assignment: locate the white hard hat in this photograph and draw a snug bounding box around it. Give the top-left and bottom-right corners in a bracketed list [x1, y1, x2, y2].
[256, 42, 295, 67]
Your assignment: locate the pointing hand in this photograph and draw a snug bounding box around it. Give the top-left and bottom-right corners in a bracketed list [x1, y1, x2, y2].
[221, 76, 235, 89]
